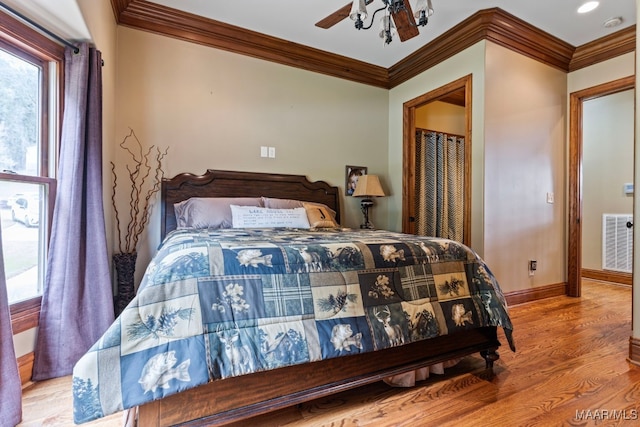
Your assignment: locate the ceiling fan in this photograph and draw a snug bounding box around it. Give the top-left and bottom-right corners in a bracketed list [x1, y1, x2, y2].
[315, 0, 434, 44]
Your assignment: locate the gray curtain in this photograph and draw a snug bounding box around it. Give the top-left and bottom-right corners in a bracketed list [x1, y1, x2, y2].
[0, 223, 21, 425]
[32, 44, 114, 380]
[415, 129, 465, 241]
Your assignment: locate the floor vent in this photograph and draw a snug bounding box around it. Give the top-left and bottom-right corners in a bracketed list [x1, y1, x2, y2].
[602, 214, 633, 273]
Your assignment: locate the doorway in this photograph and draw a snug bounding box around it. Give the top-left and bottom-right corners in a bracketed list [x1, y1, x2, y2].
[568, 75, 635, 296]
[402, 74, 472, 245]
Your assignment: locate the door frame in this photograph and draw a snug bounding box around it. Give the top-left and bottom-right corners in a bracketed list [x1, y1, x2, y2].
[568, 75, 635, 297]
[402, 74, 472, 244]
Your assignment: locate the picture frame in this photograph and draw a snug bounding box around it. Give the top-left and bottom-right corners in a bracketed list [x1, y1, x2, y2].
[345, 165, 367, 196]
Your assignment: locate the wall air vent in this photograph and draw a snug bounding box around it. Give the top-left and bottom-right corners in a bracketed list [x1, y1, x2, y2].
[602, 214, 633, 273]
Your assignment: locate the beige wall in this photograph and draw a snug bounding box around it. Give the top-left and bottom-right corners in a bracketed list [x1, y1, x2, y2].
[483, 43, 567, 293]
[568, 53, 635, 93]
[415, 101, 465, 135]
[113, 31, 631, 298]
[115, 27, 389, 278]
[390, 41, 568, 294]
[582, 90, 634, 270]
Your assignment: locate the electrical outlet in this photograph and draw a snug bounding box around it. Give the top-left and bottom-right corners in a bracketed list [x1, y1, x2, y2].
[268, 147, 276, 158]
[260, 146, 268, 157]
[546, 192, 554, 204]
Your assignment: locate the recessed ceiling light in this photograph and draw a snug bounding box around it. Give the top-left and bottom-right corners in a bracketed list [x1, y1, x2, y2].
[578, 1, 600, 14]
[603, 17, 623, 28]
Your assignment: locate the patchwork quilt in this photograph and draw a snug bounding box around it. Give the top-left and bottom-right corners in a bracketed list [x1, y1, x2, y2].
[72, 228, 514, 423]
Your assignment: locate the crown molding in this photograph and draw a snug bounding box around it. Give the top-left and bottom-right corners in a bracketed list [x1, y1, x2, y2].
[111, 0, 389, 88]
[569, 25, 636, 72]
[110, 0, 134, 20]
[390, 8, 575, 87]
[111, 2, 633, 89]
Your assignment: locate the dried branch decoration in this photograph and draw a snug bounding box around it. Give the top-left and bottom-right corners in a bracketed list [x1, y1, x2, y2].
[111, 128, 168, 254]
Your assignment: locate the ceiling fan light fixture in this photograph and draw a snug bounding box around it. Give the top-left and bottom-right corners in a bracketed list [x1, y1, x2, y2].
[350, 0, 368, 22]
[345, 0, 434, 44]
[378, 14, 397, 44]
[414, 0, 434, 19]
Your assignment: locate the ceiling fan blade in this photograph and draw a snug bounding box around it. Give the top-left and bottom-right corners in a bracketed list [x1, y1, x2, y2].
[391, 0, 420, 42]
[315, 0, 375, 29]
[315, 3, 350, 29]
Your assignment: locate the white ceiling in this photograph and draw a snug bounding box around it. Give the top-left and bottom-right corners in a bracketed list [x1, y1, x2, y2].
[0, 1, 636, 68]
[147, 0, 637, 67]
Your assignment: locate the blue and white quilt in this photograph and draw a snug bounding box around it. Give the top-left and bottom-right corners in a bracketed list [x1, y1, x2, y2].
[72, 227, 514, 423]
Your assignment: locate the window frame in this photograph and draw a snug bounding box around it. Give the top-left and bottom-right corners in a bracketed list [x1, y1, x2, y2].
[0, 10, 64, 333]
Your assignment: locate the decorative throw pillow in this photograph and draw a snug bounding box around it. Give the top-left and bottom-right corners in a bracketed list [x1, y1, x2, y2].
[174, 197, 264, 229]
[230, 206, 311, 229]
[262, 197, 337, 220]
[303, 202, 339, 228]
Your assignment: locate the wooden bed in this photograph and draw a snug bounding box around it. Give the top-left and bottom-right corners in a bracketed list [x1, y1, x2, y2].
[136, 169, 501, 427]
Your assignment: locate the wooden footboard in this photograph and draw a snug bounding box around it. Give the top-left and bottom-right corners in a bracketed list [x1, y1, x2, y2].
[137, 327, 500, 426]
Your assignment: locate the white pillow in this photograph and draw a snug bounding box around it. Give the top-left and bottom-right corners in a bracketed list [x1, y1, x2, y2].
[230, 205, 311, 229]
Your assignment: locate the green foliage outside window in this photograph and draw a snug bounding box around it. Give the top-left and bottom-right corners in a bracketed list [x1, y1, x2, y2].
[0, 49, 39, 175]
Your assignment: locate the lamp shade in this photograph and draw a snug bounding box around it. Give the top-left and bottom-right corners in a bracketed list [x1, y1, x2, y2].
[378, 14, 397, 40]
[414, 0, 434, 18]
[427, 0, 434, 17]
[349, 0, 368, 21]
[353, 175, 385, 197]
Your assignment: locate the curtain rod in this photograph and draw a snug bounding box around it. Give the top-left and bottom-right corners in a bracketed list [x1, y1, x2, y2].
[0, 1, 79, 53]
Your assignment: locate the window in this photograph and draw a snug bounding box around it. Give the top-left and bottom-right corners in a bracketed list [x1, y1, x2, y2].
[0, 11, 64, 333]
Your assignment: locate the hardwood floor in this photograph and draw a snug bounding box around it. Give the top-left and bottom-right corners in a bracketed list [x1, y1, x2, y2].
[19, 280, 640, 426]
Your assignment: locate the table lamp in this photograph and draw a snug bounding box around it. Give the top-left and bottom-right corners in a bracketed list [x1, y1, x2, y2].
[352, 174, 385, 229]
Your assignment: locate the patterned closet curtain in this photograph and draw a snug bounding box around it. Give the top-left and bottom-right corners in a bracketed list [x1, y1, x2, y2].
[415, 129, 465, 241]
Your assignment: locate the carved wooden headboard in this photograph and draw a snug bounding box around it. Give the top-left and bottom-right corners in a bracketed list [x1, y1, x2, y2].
[160, 169, 340, 239]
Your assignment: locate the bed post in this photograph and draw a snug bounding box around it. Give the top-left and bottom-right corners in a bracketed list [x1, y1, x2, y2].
[480, 348, 500, 369]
